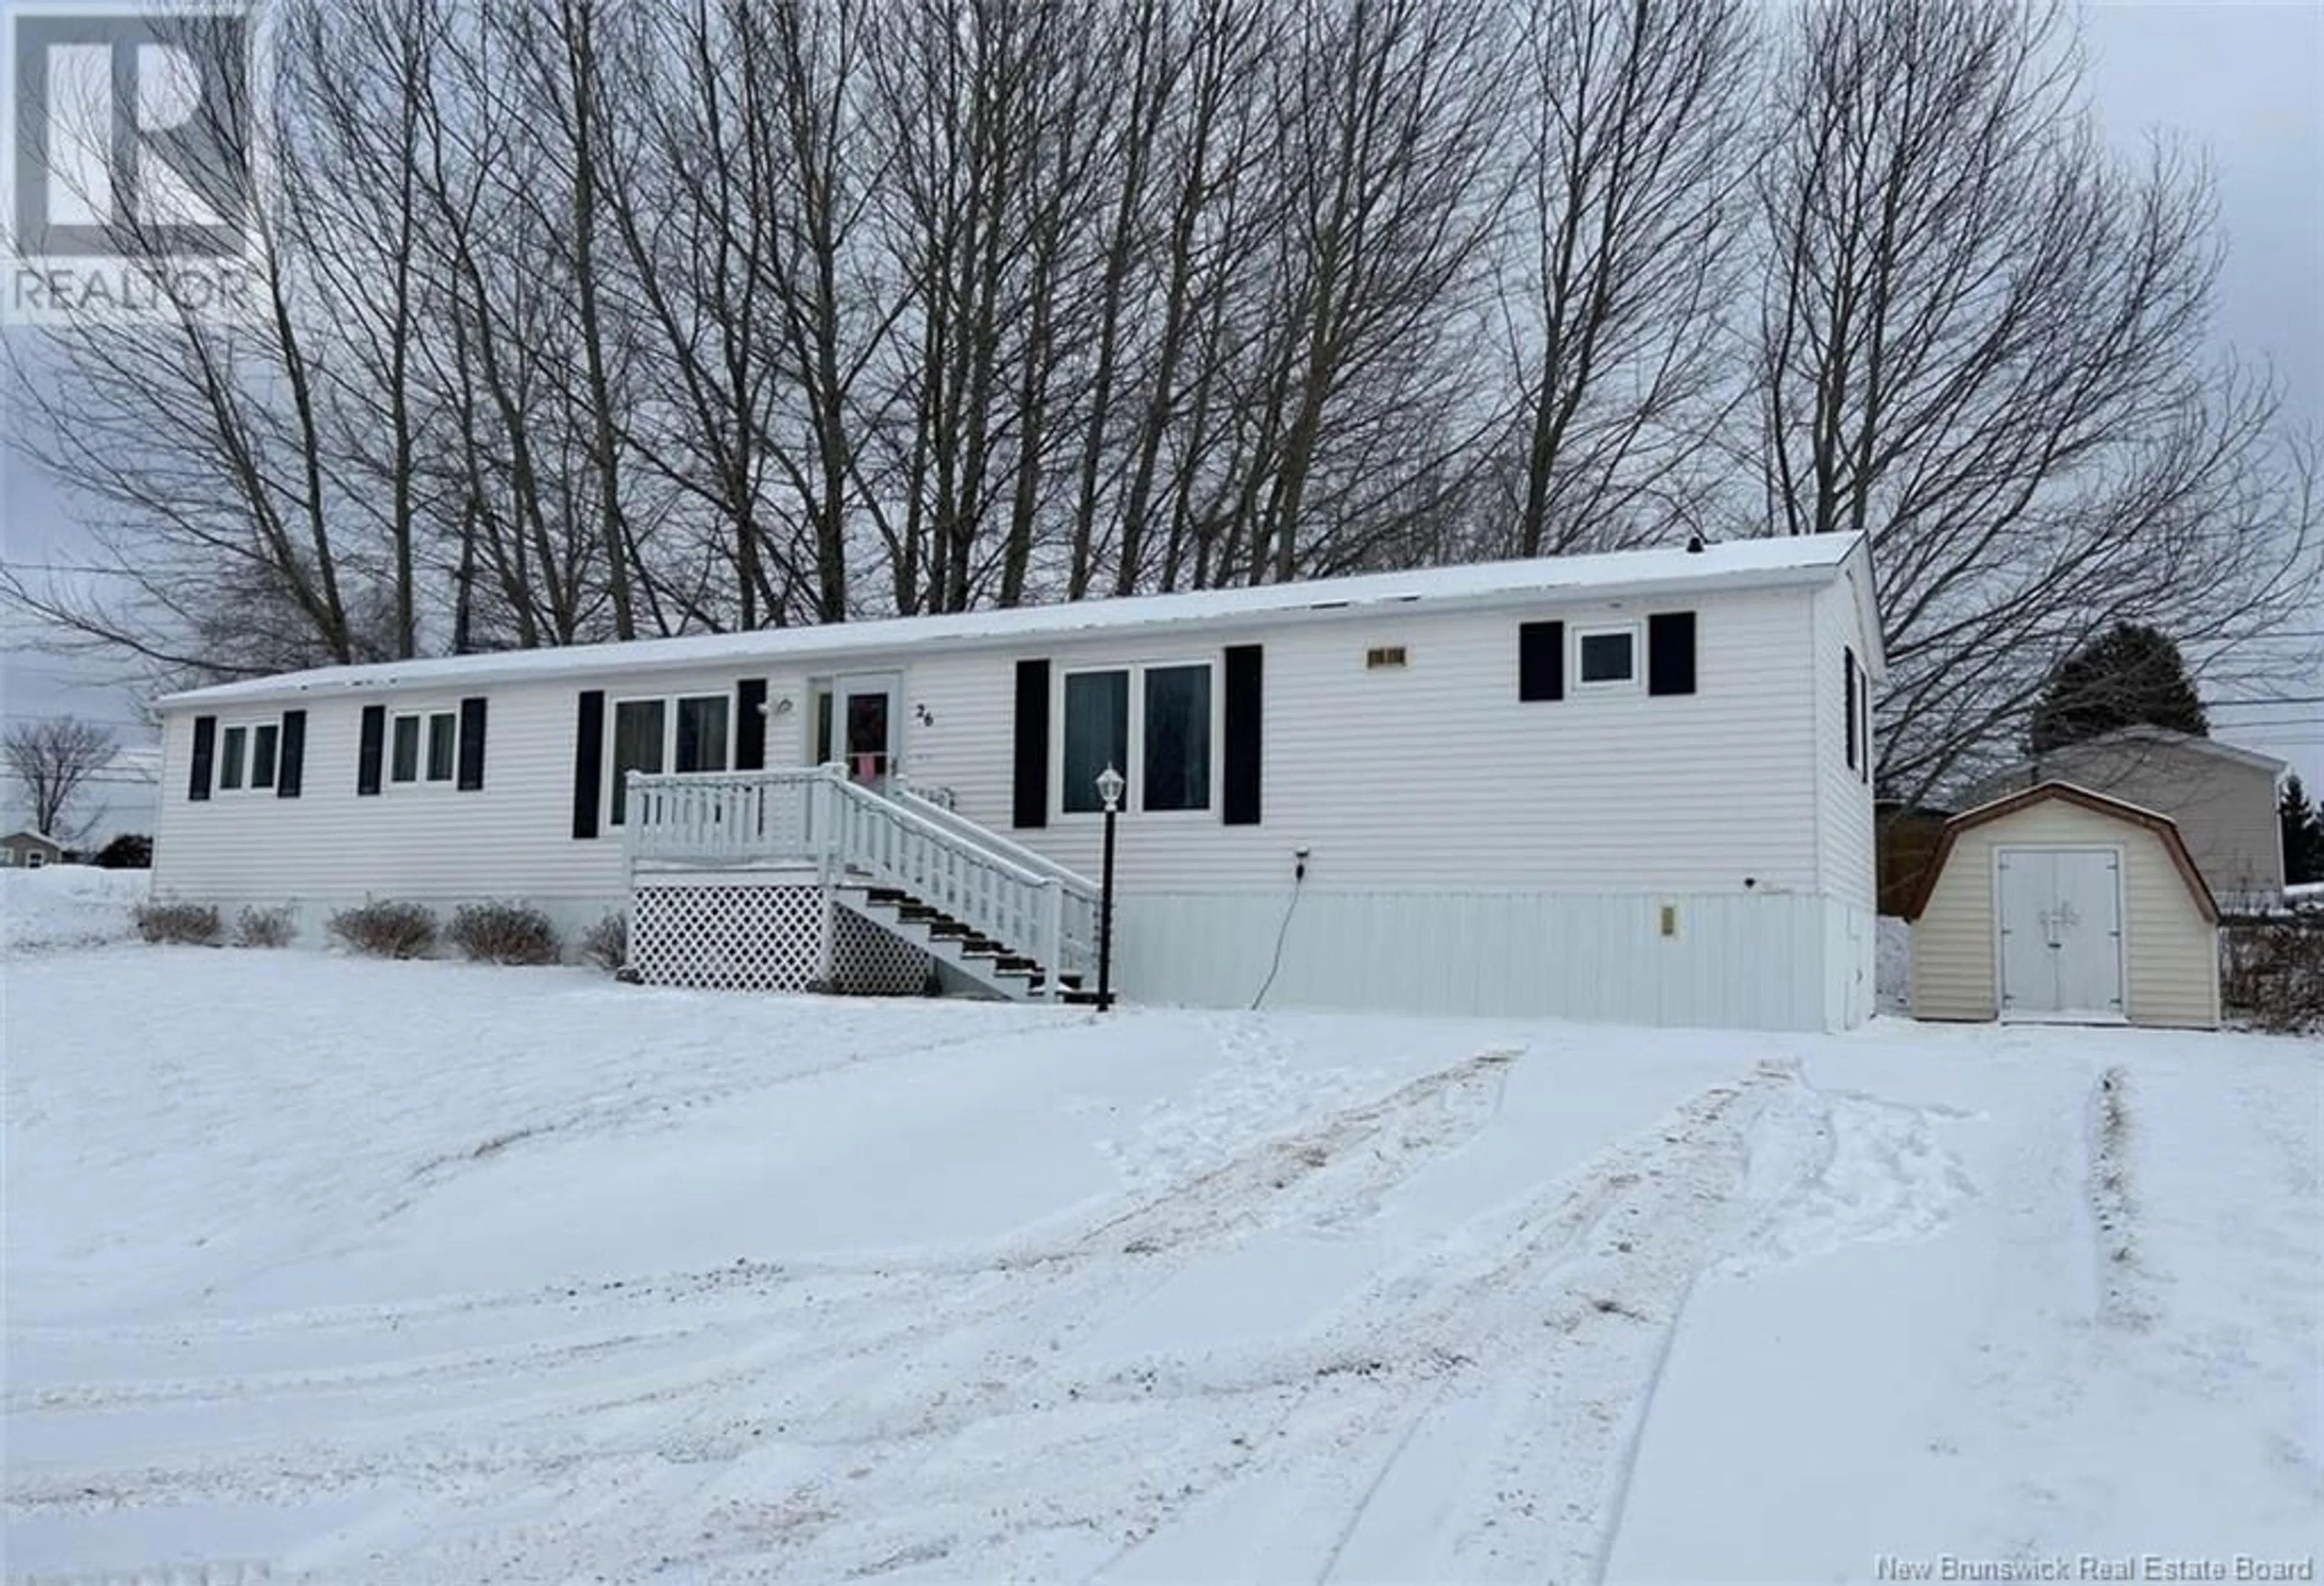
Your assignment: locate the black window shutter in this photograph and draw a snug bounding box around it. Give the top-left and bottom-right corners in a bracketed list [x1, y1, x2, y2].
[1518, 620, 1565, 701]
[1860, 670, 1873, 786]
[573, 690, 606, 839]
[1648, 612, 1697, 696]
[1223, 643, 1264, 826]
[275, 710, 306, 798]
[188, 715, 217, 801]
[356, 704, 386, 796]
[735, 679, 767, 770]
[1844, 648, 1859, 770]
[1013, 659, 1050, 828]
[457, 697, 488, 790]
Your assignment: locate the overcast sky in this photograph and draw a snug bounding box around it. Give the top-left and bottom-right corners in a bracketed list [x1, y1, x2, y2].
[2, 0, 2320, 836]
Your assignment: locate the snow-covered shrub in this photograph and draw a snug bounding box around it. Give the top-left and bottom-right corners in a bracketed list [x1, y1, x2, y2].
[328, 899, 438, 960]
[134, 901, 221, 946]
[447, 901, 560, 966]
[580, 910, 628, 973]
[234, 905, 296, 948]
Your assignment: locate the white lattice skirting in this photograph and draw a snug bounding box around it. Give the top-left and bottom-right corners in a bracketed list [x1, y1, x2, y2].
[631, 880, 934, 995]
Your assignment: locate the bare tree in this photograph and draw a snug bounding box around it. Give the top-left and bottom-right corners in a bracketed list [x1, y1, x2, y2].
[3, 718, 117, 845]
[1497, 0, 1753, 558]
[1758, 0, 2322, 804]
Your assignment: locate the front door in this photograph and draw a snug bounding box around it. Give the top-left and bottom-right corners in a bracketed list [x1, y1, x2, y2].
[1997, 847, 2125, 1020]
[832, 673, 902, 790]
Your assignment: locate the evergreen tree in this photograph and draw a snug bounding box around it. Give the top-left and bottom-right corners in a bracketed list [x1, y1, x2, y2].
[92, 833, 153, 870]
[2027, 624, 2209, 755]
[2281, 777, 2324, 886]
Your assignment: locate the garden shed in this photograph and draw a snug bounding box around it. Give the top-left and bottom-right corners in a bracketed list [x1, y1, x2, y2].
[1905, 782, 2219, 1029]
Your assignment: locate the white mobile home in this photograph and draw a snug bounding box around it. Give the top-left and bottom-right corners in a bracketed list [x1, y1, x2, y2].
[152, 534, 1883, 1031]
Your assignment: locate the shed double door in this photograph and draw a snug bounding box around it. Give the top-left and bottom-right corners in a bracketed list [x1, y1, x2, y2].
[1997, 846, 2125, 1020]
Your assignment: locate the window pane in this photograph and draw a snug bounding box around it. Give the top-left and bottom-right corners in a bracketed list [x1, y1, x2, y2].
[610, 700, 666, 826]
[1580, 631, 1634, 683]
[391, 715, 421, 781]
[844, 692, 890, 783]
[251, 724, 278, 788]
[1143, 666, 1211, 812]
[676, 696, 729, 774]
[426, 713, 457, 781]
[219, 726, 246, 790]
[1061, 671, 1129, 814]
[813, 689, 833, 765]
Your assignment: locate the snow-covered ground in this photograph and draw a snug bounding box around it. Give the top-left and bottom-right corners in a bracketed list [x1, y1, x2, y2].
[0, 865, 145, 955]
[5, 905, 2319, 1582]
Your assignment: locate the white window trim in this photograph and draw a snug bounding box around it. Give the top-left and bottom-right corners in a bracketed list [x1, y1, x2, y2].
[606, 692, 732, 827]
[387, 708, 461, 789]
[1572, 621, 1643, 691]
[1055, 659, 1219, 819]
[214, 718, 282, 795]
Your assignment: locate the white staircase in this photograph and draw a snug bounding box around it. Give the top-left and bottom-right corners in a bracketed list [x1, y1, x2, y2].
[622, 766, 1101, 1002]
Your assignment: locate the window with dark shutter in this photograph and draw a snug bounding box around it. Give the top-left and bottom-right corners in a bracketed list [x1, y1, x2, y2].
[457, 698, 487, 790]
[1647, 612, 1697, 696]
[1859, 669, 1873, 787]
[734, 680, 767, 770]
[356, 704, 386, 795]
[1223, 644, 1264, 825]
[1844, 648, 1860, 772]
[275, 710, 306, 798]
[1013, 660, 1051, 828]
[1518, 621, 1565, 701]
[572, 690, 606, 838]
[188, 715, 217, 801]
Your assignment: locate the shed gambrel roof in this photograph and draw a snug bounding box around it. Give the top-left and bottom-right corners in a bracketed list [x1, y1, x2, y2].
[1900, 781, 2220, 925]
[158, 533, 1869, 711]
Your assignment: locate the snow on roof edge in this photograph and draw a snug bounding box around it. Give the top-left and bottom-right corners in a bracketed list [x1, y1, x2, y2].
[158, 533, 1859, 709]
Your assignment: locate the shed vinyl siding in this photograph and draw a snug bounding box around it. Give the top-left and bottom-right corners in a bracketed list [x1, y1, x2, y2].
[1909, 800, 2219, 1029]
[902, 588, 1822, 894]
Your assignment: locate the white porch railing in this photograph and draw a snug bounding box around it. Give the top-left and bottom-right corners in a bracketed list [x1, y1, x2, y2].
[623, 765, 1100, 991]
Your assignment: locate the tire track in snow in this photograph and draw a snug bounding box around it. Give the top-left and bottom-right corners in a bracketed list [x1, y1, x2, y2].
[1, 1049, 1520, 1548]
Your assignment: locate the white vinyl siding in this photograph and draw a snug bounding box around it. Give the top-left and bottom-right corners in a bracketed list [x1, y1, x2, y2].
[1910, 799, 2219, 1029]
[1812, 569, 1877, 913]
[909, 586, 1820, 894]
[148, 574, 1874, 1028]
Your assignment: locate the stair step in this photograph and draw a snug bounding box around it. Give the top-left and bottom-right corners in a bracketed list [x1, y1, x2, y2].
[925, 920, 973, 939]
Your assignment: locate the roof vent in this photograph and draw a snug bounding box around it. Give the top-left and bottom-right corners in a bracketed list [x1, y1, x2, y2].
[1686, 534, 1705, 554]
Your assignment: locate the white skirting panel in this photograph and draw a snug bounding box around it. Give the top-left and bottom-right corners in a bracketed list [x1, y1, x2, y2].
[1822, 901, 1877, 1031]
[1114, 890, 1863, 1032]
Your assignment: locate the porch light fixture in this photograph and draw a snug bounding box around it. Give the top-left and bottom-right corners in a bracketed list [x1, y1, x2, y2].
[1095, 764, 1125, 1010]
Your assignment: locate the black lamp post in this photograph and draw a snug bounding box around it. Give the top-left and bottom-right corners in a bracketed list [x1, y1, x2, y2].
[1095, 764, 1124, 1011]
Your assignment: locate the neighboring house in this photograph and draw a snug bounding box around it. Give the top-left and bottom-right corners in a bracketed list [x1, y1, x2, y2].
[1, 830, 65, 868]
[1967, 726, 2286, 910]
[1905, 783, 2221, 1030]
[149, 534, 1884, 1032]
